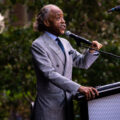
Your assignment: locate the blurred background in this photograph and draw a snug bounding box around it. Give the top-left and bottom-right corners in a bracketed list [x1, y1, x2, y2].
[0, 0, 120, 119]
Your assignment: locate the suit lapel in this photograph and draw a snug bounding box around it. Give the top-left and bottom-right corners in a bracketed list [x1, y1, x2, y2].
[43, 33, 65, 65]
[60, 38, 70, 76]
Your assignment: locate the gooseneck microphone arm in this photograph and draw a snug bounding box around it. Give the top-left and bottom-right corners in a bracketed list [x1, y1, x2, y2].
[65, 31, 120, 59]
[65, 31, 92, 45]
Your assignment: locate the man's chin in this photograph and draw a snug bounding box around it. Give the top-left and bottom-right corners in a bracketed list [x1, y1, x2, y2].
[60, 30, 65, 35]
[55, 30, 65, 36]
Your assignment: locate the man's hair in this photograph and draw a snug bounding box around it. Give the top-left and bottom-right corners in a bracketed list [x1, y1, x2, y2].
[33, 4, 59, 32]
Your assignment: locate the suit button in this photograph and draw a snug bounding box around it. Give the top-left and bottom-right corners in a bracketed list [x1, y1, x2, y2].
[56, 64, 59, 67]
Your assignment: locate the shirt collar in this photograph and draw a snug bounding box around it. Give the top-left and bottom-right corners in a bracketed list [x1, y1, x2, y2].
[45, 31, 58, 41]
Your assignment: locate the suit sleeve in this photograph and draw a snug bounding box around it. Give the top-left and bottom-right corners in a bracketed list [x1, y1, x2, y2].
[31, 43, 80, 93]
[69, 43, 99, 69]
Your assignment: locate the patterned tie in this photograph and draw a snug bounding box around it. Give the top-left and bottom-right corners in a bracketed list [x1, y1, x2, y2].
[56, 37, 65, 54]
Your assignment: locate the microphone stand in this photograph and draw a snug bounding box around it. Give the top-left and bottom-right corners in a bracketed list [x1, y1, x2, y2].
[75, 40, 120, 59]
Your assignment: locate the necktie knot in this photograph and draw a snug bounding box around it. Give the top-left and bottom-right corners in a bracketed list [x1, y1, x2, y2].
[55, 37, 60, 43]
[56, 38, 65, 54]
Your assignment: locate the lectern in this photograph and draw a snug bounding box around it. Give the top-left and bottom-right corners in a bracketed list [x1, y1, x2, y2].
[73, 82, 120, 120]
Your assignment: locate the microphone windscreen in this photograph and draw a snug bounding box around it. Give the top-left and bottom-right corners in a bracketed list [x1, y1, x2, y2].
[65, 31, 71, 36]
[108, 8, 115, 13]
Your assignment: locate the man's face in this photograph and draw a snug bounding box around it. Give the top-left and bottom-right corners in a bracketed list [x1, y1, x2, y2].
[45, 7, 66, 36]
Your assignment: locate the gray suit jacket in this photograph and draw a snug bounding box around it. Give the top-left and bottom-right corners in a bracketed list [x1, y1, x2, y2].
[31, 32, 98, 120]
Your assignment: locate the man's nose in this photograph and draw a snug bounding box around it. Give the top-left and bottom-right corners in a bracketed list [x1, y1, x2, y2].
[61, 18, 65, 23]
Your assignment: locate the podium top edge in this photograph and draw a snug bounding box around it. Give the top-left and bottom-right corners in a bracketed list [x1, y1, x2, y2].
[73, 82, 120, 101]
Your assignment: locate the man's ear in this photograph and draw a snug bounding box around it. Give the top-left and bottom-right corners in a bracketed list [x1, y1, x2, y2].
[43, 20, 50, 27]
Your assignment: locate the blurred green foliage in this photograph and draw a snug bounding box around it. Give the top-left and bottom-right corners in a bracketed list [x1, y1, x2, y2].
[0, 0, 120, 119]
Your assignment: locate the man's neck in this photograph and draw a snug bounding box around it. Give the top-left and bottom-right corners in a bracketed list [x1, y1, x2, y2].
[45, 31, 58, 40]
[45, 29, 59, 36]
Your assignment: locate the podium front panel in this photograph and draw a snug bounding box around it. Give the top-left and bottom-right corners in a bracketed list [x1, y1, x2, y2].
[88, 93, 120, 120]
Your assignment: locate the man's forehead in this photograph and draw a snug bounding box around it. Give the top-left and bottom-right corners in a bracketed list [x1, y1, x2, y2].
[49, 7, 63, 16]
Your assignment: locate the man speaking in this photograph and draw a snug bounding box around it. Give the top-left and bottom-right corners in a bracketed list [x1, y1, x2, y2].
[31, 4, 102, 120]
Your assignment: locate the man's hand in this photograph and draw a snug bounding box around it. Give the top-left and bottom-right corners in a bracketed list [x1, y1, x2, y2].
[89, 41, 103, 53]
[78, 86, 99, 100]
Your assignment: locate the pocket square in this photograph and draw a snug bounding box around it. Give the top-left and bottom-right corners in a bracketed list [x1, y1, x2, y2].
[68, 50, 74, 55]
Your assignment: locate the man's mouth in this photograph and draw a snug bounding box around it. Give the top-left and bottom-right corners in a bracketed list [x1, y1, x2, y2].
[61, 24, 66, 30]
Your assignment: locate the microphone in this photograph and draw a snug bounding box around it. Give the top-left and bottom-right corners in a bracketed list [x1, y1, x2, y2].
[108, 5, 120, 12]
[65, 31, 92, 45]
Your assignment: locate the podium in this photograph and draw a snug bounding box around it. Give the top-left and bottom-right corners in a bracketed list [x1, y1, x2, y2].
[73, 82, 120, 120]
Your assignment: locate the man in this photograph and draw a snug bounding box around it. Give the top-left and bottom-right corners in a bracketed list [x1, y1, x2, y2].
[31, 4, 102, 120]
